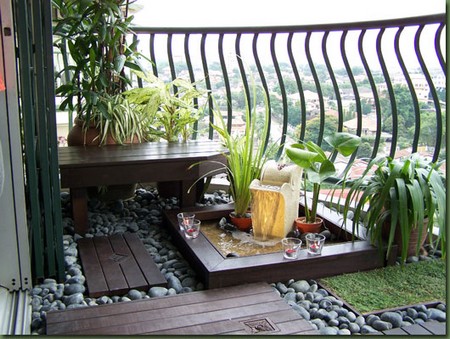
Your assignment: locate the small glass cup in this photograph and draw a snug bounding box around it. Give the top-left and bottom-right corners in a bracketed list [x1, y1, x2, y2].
[177, 212, 195, 231]
[184, 219, 201, 239]
[281, 237, 302, 259]
[306, 233, 326, 255]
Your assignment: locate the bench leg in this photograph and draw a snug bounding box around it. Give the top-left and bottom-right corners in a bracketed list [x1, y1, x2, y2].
[70, 188, 89, 235]
[181, 180, 204, 207]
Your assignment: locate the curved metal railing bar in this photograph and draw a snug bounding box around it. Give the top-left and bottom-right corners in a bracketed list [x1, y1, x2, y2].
[287, 32, 306, 142]
[129, 14, 445, 160]
[415, 25, 443, 161]
[394, 27, 421, 153]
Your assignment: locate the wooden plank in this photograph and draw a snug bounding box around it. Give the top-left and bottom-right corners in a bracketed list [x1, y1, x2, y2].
[47, 282, 318, 336]
[401, 323, 433, 335]
[108, 234, 148, 290]
[77, 238, 108, 298]
[46, 282, 270, 324]
[48, 290, 281, 334]
[417, 321, 446, 335]
[123, 233, 167, 288]
[382, 327, 408, 335]
[93, 236, 129, 295]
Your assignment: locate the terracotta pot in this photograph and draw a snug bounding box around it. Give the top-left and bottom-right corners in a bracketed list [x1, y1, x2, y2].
[295, 217, 323, 234]
[382, 218, 429, 257]
[67, 117, 137, 201]
[229, 213, 252, 232]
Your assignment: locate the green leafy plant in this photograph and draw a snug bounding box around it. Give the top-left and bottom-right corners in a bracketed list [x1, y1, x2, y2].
[285, 132, 361, 223]
[53, 0, 144, 142]
[124, 72, 207, 142]
[339, 154, 446, 263]
[190, 82, 275, 217]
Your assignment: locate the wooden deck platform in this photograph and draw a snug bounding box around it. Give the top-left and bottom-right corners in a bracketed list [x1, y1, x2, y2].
[46, 282, 318, 335]
[78, 233, 167, 297]
[382, 321, 446, 335]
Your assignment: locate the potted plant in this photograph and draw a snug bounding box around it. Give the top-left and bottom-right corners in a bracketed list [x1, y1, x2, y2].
[190, 82, 275, 231]
[53, 0, 146, 145]
[285, 132, 361, 233]
[338, 154, 446, 263]
[124, 71, 207, 143]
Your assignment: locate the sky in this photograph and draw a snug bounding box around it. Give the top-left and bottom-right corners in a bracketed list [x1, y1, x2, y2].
[132, 0, 445, 27]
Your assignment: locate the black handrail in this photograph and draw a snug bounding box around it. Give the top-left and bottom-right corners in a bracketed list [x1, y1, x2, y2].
[129, 14, 445, 162]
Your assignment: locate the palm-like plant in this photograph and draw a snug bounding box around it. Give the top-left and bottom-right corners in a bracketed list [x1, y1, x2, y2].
[339, 154, 446, 263]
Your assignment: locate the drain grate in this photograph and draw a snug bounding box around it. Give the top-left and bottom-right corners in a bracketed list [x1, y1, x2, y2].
[241, 318, 279, 334]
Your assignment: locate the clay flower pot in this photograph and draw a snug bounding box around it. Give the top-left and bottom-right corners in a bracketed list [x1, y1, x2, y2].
[295, 217, 323, 234]
[229, 212, 252, 232]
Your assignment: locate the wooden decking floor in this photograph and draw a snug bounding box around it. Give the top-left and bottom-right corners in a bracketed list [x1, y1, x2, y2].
[382, 321, 446, 335]
[46, 282, 318, 335]
[78, 232, 167, 297]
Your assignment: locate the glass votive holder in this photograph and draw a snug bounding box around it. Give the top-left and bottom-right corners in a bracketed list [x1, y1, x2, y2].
[177, 212, 195, 231]
[306, 233, 326, 255]
[184, 219, 201, 239]
[281, 237, 302, 259]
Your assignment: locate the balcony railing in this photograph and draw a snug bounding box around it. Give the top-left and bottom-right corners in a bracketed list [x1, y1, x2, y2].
[130, 14, 446, 162]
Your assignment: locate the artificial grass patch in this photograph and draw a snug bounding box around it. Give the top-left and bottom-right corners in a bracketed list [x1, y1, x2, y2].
[320, 258, 446, 314]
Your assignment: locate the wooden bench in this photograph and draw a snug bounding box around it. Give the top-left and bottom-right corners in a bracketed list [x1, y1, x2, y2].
[46, 282, 319, 335]
[58, 140, 226, 235]
[77, 232, 167, 297]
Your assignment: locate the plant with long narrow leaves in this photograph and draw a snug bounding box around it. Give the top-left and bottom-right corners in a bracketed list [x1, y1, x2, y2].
[338, 154, 446, 263]
[189, 81, 276, 217]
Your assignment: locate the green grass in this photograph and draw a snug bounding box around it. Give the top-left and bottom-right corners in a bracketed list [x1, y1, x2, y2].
[320, 259, 446, 314]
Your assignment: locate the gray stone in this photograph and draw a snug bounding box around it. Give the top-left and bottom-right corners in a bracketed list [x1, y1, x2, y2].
[406, 307, 418, 318]
[127, 289, 143, 300]
[372, 319, 393, 331]
[65, 275, 85, 285]
[31, 296, 42, 312]
[366, 314, 380, 326]
[276, 282, 288, 294]
[428, 308, 446, 322]
[181, 277, 196, 288]
[287, 301, 310, 321]
[381, 311, 403, 328]
[436, 303, 446, 312]
[310, 318, 326, 329]
[335, 307, 349, 317]
[309, 284, 318, 293]
[64, 283, 85, 295]
[319, 327, 338, 335]
[313, 308, 328, 320]
[96, 296, 111, 305]
[323, 310, 338, 322]
[290, 280, 310, 293]
[120, 296, 131, 302]
[361, 325, 379, 334]
[316, 288, 329, 297]
[67, 303, 86, 309]
[283, 292, 297, 303]
[63, 292, 84, 306]
[416, 311, 428, 321]
[305, 292, 315, 302]
[148, 286, 168, 298]
[348, 322, 360, 333]
[319, 299, 333, 311]
[64, 255, 78, 267]
[327, 319, 339, 327]
[355, 315, 366, 327]
[337, 316, 350, 325]
[297, 300, 311, 310]
[295, 292, 305, 301]
[167, 275, 183, 293]
[346, 311, 357, 322]
[338, 328, 351, 335]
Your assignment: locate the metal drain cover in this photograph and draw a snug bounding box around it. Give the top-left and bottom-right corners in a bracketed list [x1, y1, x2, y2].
[241, 318, 279, 334]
